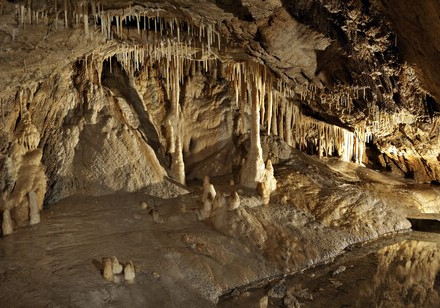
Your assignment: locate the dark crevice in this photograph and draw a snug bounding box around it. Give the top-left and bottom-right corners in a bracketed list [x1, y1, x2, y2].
[407, 218, 440, 233]
[215, 0, 254, 21]
[425, 94, 440, 118]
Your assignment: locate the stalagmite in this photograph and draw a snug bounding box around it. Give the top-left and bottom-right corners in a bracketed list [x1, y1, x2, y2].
[202, 176, 216, 203]
[171, 135, 185, 185]
[264, 160, 277, 193]
[28, 191, 40, 225]
[257, 181, 270, 206]
[2, 209, 13, 236]
[140, 201, 148, 210]
[212, 192, 227, 211]
[124, 261, 136, 281]
[229, 191, 240, 210]
[102, 257, 114, 282]
[111, 256, 123, 274]
[198, 194, 213, 221]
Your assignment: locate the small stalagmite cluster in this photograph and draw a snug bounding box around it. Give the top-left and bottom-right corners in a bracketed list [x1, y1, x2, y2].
[198, 176, 245, 220]
[102, 256, 135, 283]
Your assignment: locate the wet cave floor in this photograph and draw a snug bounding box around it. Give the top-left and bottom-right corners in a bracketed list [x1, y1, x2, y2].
[220, 231, 440, 307]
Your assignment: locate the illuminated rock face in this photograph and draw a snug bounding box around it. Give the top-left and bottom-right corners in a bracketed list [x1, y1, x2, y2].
[4, 2, 440, 307]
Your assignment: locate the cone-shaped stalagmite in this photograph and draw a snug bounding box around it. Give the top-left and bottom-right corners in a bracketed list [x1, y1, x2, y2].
[201, 176, 216, 203]
[111, 256, 123, 275]
[124, 261, 135, 281]
[102, 257, 114, 282]
[229, 191, 240, 210]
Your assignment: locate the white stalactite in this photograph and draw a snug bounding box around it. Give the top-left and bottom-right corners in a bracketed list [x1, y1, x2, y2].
[267, 91, 273, 135]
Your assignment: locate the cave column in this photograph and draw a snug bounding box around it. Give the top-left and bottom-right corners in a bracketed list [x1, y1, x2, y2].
[239, 78, 266, 188]
[168, 57, 185, 185]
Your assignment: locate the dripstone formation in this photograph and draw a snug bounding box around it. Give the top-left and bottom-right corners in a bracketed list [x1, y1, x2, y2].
[1, 0, 440, 306]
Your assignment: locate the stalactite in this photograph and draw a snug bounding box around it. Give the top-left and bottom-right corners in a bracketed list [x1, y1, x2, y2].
[285, 103, 292, 147]
[84, 12, 89, 37]
[278, 101, 285, 140]
[267, 91, 273, 136]
[41, 2, 373, 171]
[272, 96, 278, 136]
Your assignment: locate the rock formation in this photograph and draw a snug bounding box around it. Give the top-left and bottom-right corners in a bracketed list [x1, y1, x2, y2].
[1, 0, 440, 306]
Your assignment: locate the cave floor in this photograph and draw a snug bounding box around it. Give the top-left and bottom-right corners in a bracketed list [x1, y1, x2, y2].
[0, 192, 217, 307]
[1, 157, 440, 306]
